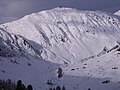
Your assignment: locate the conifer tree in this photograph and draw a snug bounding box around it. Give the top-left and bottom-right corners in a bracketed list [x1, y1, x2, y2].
[56, 85, 61, 90]
[57, 68, 63, 78]
[49, 87, 53, 90]
[62, 85, 66, 90]
[15, 80, 26, 90]
[27, 85, 33, 90]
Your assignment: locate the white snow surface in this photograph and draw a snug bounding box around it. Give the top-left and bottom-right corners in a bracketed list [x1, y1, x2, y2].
[114, 10, 120, 16]
[0, 7, 120, 90]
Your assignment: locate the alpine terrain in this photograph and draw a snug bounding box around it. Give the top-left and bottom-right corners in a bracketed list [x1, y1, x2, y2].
[0, 7, 120, 90]
[115, 10, 120, 16]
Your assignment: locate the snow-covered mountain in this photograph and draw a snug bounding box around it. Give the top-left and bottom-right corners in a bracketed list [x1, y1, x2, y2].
[115, 10, 120, 16]
[0, 7, 120, 90]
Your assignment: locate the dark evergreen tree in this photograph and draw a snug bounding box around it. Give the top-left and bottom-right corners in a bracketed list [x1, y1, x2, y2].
[62, 85, 66, 90]
[15, 80, 26, 90]
[56, 85, 61, 90]
[27, 85, 33, 90]
[57, 68, 63, 78]
[53, 87, 55, 90]
[88, 88, 91, 90]
[49, 87, 53, 90]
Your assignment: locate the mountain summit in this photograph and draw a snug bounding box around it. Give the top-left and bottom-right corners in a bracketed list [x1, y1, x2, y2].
[0, 7, 120, 90]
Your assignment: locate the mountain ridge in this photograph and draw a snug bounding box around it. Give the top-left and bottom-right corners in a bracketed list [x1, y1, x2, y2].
[0, 7, 120, 90]
[1, 7, 120, 64]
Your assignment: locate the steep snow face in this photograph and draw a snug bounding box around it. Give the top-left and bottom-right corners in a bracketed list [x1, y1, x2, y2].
[0, 28, 42, 58]
[0, 7, 120, 64]
[114, 10, 120, 16]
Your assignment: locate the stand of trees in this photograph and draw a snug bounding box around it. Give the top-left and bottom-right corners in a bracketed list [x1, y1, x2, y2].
[0, 79, 66, 90]
[49, 85, 66, 90]
[0, 79, 33, 90]
[0, 79, 16, 90]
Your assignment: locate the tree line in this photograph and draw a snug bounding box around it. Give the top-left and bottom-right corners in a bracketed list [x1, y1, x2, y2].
[0, 79, 33, 90]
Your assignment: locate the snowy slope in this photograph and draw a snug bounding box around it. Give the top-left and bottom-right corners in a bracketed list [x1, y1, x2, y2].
[0, 7, 120, 90]
[114, 10, 120, 16]
[1, 7, 120, 64]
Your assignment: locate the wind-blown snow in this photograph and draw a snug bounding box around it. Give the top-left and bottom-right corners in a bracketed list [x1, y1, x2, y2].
[0, 7, 120, 90]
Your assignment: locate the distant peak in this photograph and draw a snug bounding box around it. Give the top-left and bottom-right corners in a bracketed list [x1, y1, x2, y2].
[114, 10, 120, 16]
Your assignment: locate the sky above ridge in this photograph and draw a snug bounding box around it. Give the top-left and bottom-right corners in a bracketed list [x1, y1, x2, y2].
[0, 0, 120, 24]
